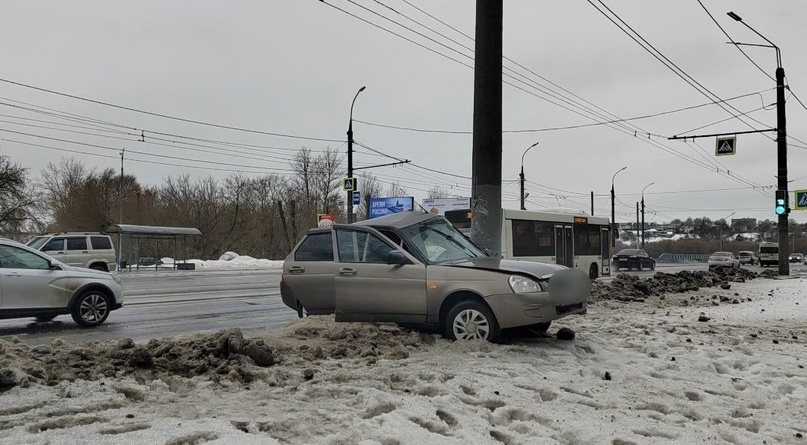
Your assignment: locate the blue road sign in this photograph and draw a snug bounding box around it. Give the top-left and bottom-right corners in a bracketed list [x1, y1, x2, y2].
[352, 190, 361, 206]
[795, 189, 807, 210]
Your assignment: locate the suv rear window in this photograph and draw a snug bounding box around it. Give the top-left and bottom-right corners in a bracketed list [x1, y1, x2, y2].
[91, 236, 112, 250]
[294, 233, 334, 261]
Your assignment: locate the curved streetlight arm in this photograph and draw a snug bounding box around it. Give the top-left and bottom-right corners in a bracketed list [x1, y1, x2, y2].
[641, 181, 656, 199]
[521, 141, 540, 167]
[349, 86, 367, 131]
[611, 166, 628, 189]
[727, 11, 781, 68]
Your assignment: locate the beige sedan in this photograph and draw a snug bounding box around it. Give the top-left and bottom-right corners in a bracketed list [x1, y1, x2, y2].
[281, 212, 590, 342]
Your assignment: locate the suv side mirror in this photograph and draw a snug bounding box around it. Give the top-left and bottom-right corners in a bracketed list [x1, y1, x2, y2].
[387, 250, 413, 265]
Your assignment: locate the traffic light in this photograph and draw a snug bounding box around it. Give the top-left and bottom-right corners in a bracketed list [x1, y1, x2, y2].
[775, 190, 788, 215]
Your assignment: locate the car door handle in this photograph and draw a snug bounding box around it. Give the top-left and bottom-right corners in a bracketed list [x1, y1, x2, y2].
[4, 272, 22, 277]
[339, 268, 357, 276]
[288, 266, 305, 273]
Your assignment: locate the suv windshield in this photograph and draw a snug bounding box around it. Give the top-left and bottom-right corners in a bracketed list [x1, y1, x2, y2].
[399, 217, 486, 264]
[26, 236, 49, 250]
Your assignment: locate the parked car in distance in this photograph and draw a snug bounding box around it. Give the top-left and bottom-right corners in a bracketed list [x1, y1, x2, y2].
[281, 211, 591, 342]
[0, 239, 123, 327]
[26, 233, 117, 272]
[137, 257, 163, 266]
[789, 252, 805, 263]
[738, 251, 756, 265]
[708, 251, 740, 269]
[612, 249, 656, 271]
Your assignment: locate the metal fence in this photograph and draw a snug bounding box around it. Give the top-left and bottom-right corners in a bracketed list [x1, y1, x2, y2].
[657, 253, 709, 263]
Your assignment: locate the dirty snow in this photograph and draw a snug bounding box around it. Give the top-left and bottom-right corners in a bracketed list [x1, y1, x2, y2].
[1, 276, 806, 444]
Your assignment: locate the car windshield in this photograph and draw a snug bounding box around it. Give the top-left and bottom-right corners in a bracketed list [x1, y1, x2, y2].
[399, 217, 486, 264]
[26, 236, 48, 250]
[616, 249, 640, 255]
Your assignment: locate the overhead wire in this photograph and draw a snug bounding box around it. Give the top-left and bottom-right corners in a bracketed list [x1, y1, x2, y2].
[328, 0, 771, 193]
[0, 78, 344, 143]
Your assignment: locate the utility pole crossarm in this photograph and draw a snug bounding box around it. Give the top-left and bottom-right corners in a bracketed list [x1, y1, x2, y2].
[352, 160, 411, 171]
[668, 128, 776, 140]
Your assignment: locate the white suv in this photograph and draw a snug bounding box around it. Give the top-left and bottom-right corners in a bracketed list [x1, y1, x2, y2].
[0, 239, 123, 326]
[26, 233, 117, 272]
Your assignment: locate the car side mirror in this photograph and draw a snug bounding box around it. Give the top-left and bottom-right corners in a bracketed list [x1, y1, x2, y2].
[387, 250, 413, 265]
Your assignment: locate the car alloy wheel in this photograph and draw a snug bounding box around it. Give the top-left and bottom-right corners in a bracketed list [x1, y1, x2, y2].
[446, 301, 500, 342]
[71, 291, 111, 327]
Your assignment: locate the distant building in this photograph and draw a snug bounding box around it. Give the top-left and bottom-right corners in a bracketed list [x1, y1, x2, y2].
[731, 218, 757, 232]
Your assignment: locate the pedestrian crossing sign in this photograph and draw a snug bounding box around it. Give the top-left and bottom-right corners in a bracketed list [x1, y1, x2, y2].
[715, 136, 736, 156]
[342, 177, 356, 191]
[795, 189, 807, 210]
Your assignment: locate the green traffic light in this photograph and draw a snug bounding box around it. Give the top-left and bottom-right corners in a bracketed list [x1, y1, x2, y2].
[775, 206, 786, 215]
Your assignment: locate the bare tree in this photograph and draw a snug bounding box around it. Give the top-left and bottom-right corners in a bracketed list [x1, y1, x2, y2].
[427, 187, 449, 199]
[0, 154, 40, 237]
[356, 173, 384, 221]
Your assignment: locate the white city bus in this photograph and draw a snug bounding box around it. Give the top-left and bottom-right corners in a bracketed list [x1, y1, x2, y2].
[443, 208, 612, 279]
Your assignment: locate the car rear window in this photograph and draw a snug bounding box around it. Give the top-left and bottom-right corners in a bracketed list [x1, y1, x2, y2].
[294, 233, 334, 261]
[91, 236, 112, 250]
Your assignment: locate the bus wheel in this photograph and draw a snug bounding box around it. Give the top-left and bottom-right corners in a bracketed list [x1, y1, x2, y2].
[589, 264, 598, 280]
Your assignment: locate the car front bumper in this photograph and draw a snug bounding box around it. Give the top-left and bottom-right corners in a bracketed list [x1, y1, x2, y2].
[484, 291, 588, 329]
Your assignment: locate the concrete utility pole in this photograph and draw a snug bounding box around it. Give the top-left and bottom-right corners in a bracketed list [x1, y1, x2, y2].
[727, 11, 788, 275]
[470, 0, 503, 254]
[118, 148, 124, 270]
[346, 86, 365, 224]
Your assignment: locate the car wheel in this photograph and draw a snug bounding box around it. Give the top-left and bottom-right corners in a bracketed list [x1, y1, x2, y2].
[589, 264, 598, 280]
[296, 301, 309, 318]
[90, 263, 108, 272]
[35, 315, 57, 322]
[71, 290, 111, 327]
[445, 300, 500, 342]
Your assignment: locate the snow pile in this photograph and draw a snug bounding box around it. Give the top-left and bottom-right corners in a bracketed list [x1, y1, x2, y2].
[149, 251, 284, 270]
[1, 278, 806, 444]
[591, 268, 759, 302]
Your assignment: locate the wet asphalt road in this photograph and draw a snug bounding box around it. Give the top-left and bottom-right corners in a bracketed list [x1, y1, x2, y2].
[0, 269, 297, 345]
[1, 263, 805, 345]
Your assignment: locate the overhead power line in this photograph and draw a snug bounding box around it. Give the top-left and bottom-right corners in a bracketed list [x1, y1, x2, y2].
[0, 77, 343, 143]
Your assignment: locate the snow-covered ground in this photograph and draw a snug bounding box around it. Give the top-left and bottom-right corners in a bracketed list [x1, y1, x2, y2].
[123, 252, 283, 271]
[1, 276, 805, 444]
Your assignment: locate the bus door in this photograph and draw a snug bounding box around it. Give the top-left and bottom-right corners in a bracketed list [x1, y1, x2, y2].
[600, 226, 611, 276]
[554, 224, 573, 268]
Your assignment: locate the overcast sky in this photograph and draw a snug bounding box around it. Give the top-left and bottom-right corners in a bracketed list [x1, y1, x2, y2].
[1, 1, 806, 225]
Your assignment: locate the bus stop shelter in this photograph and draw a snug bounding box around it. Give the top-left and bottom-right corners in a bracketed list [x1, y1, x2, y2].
[106, 224, 202, 271]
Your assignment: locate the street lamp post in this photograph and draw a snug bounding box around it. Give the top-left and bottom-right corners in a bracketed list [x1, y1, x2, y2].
[346, 86, 366, 224]
[641, 182, 655, 249]
[610, 166, 627, 248]
[728, 11, 789, 275]
[519, 141, 540, 210]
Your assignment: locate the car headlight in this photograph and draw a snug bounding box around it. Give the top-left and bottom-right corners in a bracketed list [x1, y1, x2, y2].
[509, 275, 542, 293]
[111, 274, 122, 285]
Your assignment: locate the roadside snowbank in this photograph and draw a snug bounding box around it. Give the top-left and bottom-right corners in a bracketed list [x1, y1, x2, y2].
[1, 277, 805, 444]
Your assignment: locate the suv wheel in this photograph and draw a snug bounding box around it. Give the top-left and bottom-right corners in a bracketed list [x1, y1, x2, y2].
[71, 290, 111, 327]
[90, 263, 108, 272]
[588, 264, 598, 280]
[445, 301, 500, 342]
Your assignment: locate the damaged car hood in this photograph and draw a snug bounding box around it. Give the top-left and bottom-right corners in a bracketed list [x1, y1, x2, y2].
[443, 257, 567, 280]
